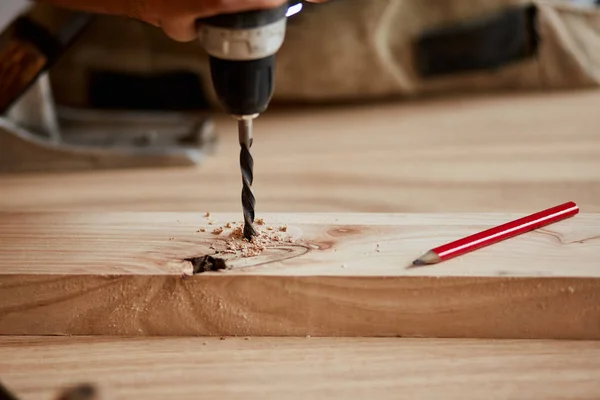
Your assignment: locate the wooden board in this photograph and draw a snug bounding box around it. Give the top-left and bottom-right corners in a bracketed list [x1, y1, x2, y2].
[1, 211, 599, 339]
[1, 91, 600, 213]
[1, 336, 600, 400]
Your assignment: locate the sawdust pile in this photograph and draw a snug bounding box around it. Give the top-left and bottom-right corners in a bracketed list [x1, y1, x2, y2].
[202, 218, 294, 257]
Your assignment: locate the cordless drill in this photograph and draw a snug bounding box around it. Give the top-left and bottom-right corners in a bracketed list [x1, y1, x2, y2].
[197, 1, 302, 240]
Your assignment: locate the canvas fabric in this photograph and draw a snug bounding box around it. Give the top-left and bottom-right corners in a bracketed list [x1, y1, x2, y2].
[39, 0, 600, 108]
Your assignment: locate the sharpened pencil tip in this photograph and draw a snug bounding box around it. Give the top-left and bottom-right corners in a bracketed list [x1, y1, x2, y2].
[406, 259, 428, 269]
[407, 250, 441, 268]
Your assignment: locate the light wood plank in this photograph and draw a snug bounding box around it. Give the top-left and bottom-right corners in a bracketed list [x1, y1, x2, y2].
[1, 212, 599, 338]
[1, 211, 599, 276]
[1, 337, 600, 400]
[1, 91, 599, 213]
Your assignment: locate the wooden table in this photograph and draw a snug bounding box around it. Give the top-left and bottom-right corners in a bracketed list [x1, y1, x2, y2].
[2, 91, 599, 213]
[2, 337, 600, 400]
[1, 91, 600, 399]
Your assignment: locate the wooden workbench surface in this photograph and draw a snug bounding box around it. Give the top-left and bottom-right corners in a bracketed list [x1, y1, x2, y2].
[1, 91, 599, 213]
[1, 91, 600, 399]
[1, 337, 600, 400]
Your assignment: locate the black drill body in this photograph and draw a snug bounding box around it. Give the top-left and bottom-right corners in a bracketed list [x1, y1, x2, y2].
[200, 5, 289, 116]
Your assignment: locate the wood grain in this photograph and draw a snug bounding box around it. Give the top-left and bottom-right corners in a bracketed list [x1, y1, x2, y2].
[1, 91, 599, 213]
[1, 212, 599, 338]
[1, 336, 600, 400]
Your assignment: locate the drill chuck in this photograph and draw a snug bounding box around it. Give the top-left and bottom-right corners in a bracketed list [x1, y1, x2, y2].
[207, 54, 276, 116]
[198, 7, 288, 61]
[198, 3, 296, 116]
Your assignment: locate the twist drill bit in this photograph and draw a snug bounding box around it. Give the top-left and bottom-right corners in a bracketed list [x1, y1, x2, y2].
[238, 116, 257, 240]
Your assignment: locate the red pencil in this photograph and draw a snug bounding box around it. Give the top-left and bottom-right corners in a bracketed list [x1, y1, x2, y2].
[411, 201, 580, 266]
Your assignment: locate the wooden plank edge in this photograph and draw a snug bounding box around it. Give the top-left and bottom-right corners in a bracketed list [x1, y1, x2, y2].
[1, 275, 599, 339]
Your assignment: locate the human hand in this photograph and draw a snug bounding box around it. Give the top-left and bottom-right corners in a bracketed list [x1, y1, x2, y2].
[38, 0, 327, 42]
[156, 0, 328, 42]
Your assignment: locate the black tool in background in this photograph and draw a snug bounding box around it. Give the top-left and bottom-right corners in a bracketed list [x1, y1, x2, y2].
[0, 381, 19, 400]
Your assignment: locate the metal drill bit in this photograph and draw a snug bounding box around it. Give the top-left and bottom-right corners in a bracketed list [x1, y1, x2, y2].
[238, 116, 257, 240]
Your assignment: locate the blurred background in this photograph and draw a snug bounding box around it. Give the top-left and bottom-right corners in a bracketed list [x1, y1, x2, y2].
[0, 0, 23, 28]
[1, 0, 599, 213]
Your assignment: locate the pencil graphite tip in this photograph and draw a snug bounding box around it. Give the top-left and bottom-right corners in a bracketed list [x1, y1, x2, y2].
[406, 259, 428, 269]
[408, 250, 441, 267]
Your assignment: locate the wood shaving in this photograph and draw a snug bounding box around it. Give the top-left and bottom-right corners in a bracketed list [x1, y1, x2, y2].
[205, 212, 210, 218]
[225, 222, 232, 228]
[279, 225, 287, 232]
[208, 221, 215, 225]
[267, 227, 273, 231]
[214, 222, 296, 258]
[212, 227, 224, 235]
[256, 218, 265, 225]
[231, 226, 243, 237]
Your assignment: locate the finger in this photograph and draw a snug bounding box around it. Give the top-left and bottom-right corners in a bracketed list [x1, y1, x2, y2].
[160, 0, 295, 42]
[160, 16, 199, 42]
[207, 0, 289, 15]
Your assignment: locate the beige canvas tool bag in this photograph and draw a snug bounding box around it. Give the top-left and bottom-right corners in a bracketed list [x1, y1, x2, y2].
[42, 0, 600, 108]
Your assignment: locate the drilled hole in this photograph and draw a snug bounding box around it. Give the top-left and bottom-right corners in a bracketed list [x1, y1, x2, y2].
[185, 255, 228, 274]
